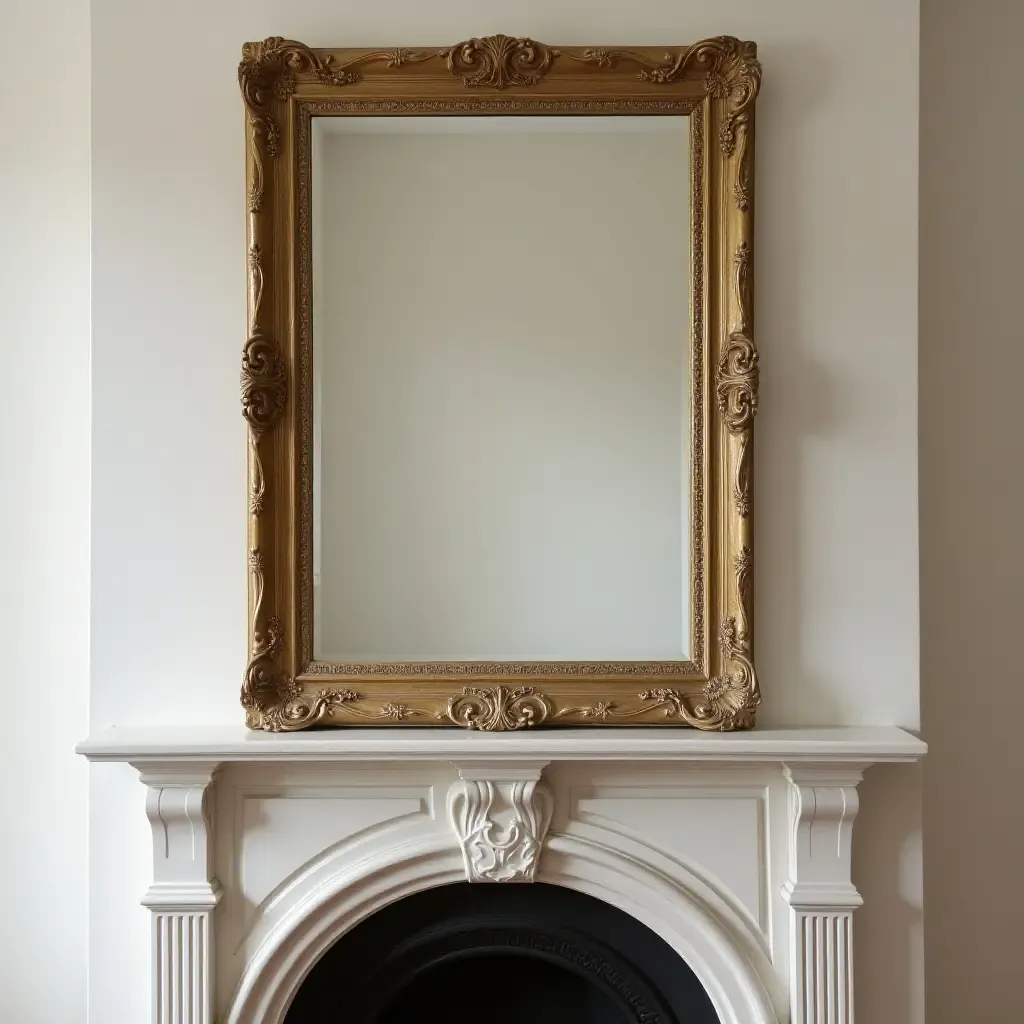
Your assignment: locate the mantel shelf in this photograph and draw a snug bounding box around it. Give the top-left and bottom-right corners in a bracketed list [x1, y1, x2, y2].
[77, 724, 925, 765]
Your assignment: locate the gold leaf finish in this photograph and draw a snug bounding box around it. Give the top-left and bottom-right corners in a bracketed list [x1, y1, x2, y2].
[717, 240, 759, 518]
[716, 333, 759, 434]
[565, 37, 761, 161]
[239, 37, 357, 161]
[446, 35, 556, 89]
[445, 687, 552, 731]
[238, 34, 762, 731]
[240, 335, 285, 436]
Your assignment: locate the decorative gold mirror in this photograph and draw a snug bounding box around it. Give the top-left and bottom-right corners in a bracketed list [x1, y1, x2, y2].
[238, 35, 761, 732]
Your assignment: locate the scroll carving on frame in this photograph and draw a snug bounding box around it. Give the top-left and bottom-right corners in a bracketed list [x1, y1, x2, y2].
[238, 35, 761, 732]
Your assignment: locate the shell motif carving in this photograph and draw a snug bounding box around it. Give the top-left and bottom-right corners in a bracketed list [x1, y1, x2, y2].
[445, 686, 552, 730]
[639, 620, 759, 731]
[446, 35, 556, 89]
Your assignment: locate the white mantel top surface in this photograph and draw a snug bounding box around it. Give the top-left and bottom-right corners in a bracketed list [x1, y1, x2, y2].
[77, 725, 925, 764]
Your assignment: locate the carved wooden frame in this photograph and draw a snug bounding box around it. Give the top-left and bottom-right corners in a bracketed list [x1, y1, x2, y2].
[239, 35, 761, 732]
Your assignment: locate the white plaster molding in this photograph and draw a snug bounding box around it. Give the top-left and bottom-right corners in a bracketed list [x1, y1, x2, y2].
[781, 763, 865, 1024]
[73, 738, 926, 1024]
[79, 725, 927, 764]
[447, 761, 552, 881]
[222, 828, 779, 1024]
[135, 761, 221, 1024]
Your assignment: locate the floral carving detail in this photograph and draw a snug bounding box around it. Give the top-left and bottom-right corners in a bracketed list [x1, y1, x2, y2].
[239, 37, 358, 158]
[579, 47, 614, 68]
[638, 687, 687, 717]
[273, 72, 296, 100]
[705, 71, 730, 98]
[734, 471, 752, 519]
[720, 122, 738, 158]
[382, 48, 421, 68]
[446, 35, 556, 89]
[445, 686, 551, 731]
[735, 546, 753, 619]
[379, 702, 409, 720]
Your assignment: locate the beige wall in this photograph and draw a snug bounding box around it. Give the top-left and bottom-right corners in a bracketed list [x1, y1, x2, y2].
[0, 0, 908, 1019]
[0, 1, 91, 1021]
[18, 0, 1024, 1019]
[920, 0, 1024, 1019]
[88, 2, 922, 1019]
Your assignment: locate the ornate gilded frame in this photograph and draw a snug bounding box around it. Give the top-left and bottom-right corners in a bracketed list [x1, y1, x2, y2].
[238, 35, 761, 732]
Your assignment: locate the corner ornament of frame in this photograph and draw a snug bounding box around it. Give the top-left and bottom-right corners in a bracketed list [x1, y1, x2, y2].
[238, 37, 360, 157]
[640, 619, 759, 731]
[568, 36, 760, 155]
[241, 626, 362, 732]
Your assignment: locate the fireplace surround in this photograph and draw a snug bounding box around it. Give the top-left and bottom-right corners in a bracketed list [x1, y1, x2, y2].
[78, 726, 924, 1024]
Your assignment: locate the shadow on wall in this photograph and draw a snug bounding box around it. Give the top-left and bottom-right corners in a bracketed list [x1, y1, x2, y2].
[919, 1, 1024, 1020]
[754, 40, 836, 726]
[754, 39, 917, 727]
[854, 763, 924, 1024]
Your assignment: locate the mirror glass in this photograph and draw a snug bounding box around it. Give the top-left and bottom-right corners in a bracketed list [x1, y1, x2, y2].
[311, 115, 691, 662]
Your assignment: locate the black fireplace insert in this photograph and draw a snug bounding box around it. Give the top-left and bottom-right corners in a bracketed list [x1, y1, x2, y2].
[285, 882, 719, 1023]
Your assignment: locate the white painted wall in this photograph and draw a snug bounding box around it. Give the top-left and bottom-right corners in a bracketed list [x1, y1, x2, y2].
[0, 1, 91, 1021]
[313, 119, 690, 661]
[86, 1, 921, 1020]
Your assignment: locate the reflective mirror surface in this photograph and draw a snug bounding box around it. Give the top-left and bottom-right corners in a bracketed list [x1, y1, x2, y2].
[311, 115, 691, 662]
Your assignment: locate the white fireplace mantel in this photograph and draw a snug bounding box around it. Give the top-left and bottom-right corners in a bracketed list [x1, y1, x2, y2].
[79, 726, 924, 1024]
[78, 724, 923, 765]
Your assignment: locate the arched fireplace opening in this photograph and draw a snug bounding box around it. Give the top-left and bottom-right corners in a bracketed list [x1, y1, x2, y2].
[285, 882, 719, 1024]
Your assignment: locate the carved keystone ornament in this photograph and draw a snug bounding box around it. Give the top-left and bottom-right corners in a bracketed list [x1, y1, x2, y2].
[448, 771, 555, 882]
